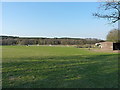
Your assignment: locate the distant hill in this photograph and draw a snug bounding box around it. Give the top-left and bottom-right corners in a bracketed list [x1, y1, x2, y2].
[0, 35, 19, 39]
[0, 35, 105, 45]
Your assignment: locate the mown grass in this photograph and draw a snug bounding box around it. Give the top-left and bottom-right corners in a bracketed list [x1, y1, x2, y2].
[2, 46, 119, 88]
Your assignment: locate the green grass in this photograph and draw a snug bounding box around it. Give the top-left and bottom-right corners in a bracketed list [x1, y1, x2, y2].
[2, 46, 119, 88]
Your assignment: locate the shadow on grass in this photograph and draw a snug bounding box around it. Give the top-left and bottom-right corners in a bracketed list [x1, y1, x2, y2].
[2, 54, 119, 88]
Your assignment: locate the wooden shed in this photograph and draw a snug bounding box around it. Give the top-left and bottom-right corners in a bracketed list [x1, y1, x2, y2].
[100, 42, 120, 50]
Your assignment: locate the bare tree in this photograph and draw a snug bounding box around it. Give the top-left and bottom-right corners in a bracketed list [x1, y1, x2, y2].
[93, 0, 120, 23]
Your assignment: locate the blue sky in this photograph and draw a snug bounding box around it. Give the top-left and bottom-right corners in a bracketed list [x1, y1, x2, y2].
[2, 2, 117, 40]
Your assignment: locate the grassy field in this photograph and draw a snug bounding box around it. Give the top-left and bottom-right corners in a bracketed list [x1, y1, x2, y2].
[2, 46, 119, 88]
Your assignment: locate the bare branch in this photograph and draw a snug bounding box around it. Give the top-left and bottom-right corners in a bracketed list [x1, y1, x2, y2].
[93, 0, 120, 23]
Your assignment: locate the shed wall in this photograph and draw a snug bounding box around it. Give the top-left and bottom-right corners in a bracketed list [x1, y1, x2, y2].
[101, 42, 113, 50]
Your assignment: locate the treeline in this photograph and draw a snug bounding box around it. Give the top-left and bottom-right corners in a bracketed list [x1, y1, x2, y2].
[0, 36, 104, 45]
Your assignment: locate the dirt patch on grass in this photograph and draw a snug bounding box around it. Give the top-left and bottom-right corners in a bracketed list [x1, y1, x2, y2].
[91, 48, 120, 53]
